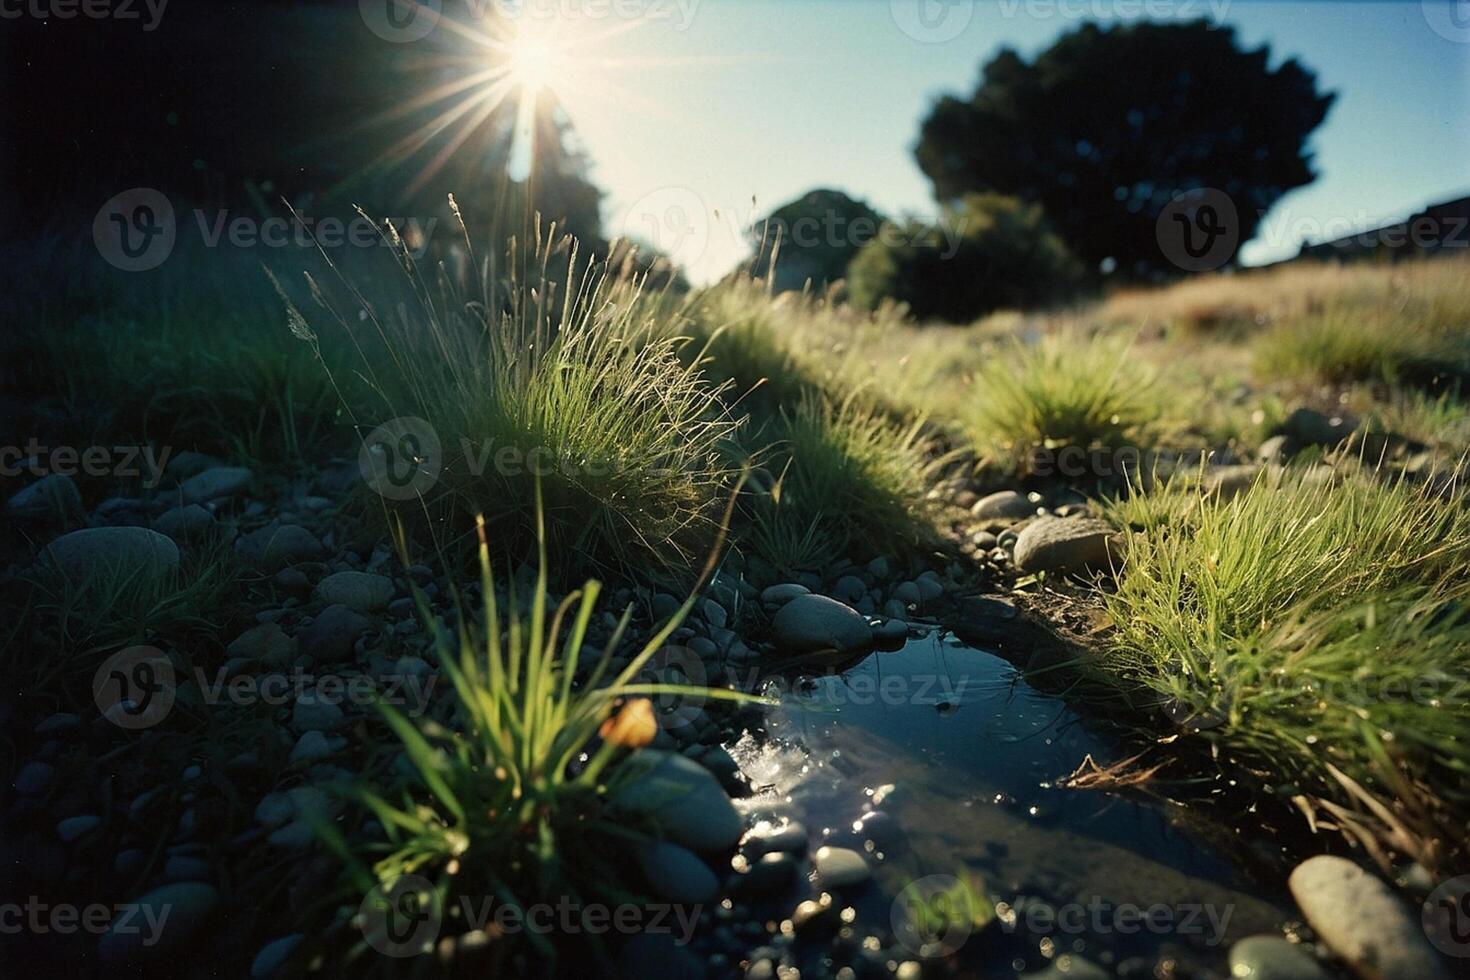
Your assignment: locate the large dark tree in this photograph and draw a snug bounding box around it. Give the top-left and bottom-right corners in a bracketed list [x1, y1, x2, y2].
[914, 21, 1335, 279]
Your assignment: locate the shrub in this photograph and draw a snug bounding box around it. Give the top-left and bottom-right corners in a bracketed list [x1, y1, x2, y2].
[846, 193, 1084, 322]
[748, 188, 885, 295]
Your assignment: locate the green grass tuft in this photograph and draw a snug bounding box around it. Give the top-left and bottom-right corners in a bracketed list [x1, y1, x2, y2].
[1101, 468, 1470, 838]
[318, 498, 754, 966]
[278, 214, 743, 578]
[681, 277, 828, 418]
[970, 333, 1158, 463]
[749, 391, 937, 570]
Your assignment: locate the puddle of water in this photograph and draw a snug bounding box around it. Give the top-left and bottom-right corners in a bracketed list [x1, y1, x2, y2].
[729, 630, 1290, 975]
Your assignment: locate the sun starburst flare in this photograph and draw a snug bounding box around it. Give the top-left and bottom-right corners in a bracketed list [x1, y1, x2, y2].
[346, 4, 748, 198]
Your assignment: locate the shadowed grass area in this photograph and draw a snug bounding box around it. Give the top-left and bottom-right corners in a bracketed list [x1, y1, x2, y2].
[1100, 468, 1470, 858]
[7, 530, 241, 695]
[748, 391, 939, 570]
[7, 237, 346, 471]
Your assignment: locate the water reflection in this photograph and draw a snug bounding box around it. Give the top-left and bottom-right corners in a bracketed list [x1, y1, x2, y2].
[728, 630, 1289, 973]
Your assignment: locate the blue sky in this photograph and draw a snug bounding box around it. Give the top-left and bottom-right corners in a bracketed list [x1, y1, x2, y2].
[547, 0, 1470, 281]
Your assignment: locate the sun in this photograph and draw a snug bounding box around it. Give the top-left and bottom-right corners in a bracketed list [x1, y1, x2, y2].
[355, 9, 745, 196]
[507, 31, 558, 96]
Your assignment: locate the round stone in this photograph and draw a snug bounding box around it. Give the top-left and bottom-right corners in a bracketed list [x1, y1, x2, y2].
[970, 490, 1035, 520]
[1012, 516, 1120, 574]
[1227, 935, 1329, 979]
[813, 845, 870, 888]
[314, 571, 394, 612]
[771, 594, 873, 657]
[1288, 855, 1450, 980]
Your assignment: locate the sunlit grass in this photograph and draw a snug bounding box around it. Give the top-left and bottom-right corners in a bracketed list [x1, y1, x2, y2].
[681, 277, 828, 417]
[1252, 310, 1465, 388]
[277, 211, 742, 577]
[1101, 256, 1470, 337]
[749, 391, 939, 569]
[1101, 469, 1470, 848]
[1348, 387, 1470, 452]
[968, 333, 1159, 462]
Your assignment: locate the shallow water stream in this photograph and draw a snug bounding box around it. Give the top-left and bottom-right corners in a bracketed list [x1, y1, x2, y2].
[729, 629, 1293, 976]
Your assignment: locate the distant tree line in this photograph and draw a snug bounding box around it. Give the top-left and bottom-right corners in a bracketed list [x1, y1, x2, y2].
[753, 19, 1334, 322]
